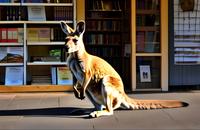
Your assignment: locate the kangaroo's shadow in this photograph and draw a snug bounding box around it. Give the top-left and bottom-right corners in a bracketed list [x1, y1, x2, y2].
[0, 107, 94, 118]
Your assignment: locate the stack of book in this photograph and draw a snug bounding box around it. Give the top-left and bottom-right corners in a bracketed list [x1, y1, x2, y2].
[0, 0, 19, 3]
[27, 28, 50, 42]
[86, 34, 120, 45]
[51, 66, 72, 85]
[54, 7, 73, 20]
[0, 28, 24, 43]
[31, 75, 51, 85]
[0, 7, 27, 21]
[86, 21, 120, 31]
[52, 27, 66, 41]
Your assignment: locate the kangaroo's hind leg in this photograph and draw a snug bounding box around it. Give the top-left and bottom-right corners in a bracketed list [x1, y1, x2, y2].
[86, 90, 105, 111]
[89, 76, 122, 118]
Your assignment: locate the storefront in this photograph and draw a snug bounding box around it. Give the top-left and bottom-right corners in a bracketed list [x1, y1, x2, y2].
[169, 0, 200, 88]
[0, 0, 199, 92]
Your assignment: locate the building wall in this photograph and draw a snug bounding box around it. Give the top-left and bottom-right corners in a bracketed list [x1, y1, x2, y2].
[169, 0, 200, 86]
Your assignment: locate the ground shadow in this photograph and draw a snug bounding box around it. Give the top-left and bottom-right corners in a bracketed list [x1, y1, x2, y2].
[0, 107, 94, 118]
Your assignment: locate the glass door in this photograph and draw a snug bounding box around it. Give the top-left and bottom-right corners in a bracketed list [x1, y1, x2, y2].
[135, 0, 161, 89]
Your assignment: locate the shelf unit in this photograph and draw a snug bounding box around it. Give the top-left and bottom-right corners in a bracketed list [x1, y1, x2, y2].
[0, 0, 76, 92]
[131, 0, 169, 91]
[85, 0, 131, 91]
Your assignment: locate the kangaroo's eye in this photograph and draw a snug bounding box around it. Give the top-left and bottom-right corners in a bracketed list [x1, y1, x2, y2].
[65, 38, 70, 43]
[73, 39, 78, 43]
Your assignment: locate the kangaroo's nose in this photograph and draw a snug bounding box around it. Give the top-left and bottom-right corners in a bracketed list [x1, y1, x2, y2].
[64, 44, 69, 51]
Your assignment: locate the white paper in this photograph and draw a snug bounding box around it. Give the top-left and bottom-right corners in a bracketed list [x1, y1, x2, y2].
[139, 65, 151, 82]
[5, 67, 23, 85]
[28, 6, 46, 21]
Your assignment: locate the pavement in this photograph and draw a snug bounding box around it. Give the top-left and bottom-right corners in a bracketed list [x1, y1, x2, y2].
[0, 90, 199, 130]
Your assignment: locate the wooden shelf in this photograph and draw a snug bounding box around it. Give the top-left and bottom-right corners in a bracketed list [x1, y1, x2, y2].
[25, 21, 73, 24]
[0, 3, 73, 6]
[27, 42, 65, 46]
[22, 3, 73, 6]
[0, 85, 73, 93]
[136, 53, 162, 57]
[0, 21, 73, 24]
[0, 63, 24, 66]
[0, 21, 25, 24]
[27, 62, 67, 66]
[0, 43, 23, 46]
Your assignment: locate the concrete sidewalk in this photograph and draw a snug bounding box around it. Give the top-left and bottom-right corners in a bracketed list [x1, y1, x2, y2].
[0, 91, 199, 130]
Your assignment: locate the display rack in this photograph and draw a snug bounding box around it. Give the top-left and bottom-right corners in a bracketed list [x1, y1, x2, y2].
[0, 0, 76, 92]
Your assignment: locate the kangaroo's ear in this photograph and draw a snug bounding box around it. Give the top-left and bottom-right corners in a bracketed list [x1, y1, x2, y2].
[75, 21, 85, 36]
[60, 21, 74, 35]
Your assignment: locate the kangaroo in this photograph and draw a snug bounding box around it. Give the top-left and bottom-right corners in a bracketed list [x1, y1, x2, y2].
[60, 21, 188, 118]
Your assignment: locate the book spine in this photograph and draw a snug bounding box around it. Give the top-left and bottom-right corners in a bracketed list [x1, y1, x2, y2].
[1, 28, 7, 42]
[0, 28, 2, 42]
[18, 28, 24, 43]
[51, 66, 57, 85]
[7, 28, 13, 42]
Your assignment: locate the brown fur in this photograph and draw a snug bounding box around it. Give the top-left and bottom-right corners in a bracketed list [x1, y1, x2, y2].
[60, 21, 188, 118]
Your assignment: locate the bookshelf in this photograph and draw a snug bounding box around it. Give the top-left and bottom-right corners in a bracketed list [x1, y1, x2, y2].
[131, 0, 169, 91]
[0, 0, 76, 92]
[85, 0, 131, 91]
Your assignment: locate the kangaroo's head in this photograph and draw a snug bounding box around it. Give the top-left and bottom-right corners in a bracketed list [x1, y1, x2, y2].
[60, 21, 86, 54]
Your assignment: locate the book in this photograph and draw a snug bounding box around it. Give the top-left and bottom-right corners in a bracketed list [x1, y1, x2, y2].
[18, 28, 24, 43]
[27, 28, 51, 42]
[31, 56, 60, 62]
[54, 7, 73, 21]
[6, 47, 23, 63]
[57, 67, 72, 85]
[28, 6, 46, 21]
[51, 66, 57, 85]
[136, 31, 145, 52]
[38, 28, 50, 42]
[7, 28, 18, 42]
[4, 6, 23, 21]
[27, 28, 39, 42]
[0, 47, 7, 63]
[1, 28, 7, 42]
[0, 28, 23, 43]
[5, 67, 23, 85]
[124, 44, 131, 57]
[31, 75, 51, 85]
[0, 0, 10, 3]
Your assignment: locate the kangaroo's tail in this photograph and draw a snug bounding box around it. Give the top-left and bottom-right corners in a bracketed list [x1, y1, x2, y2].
[125, 95, 189, 110]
